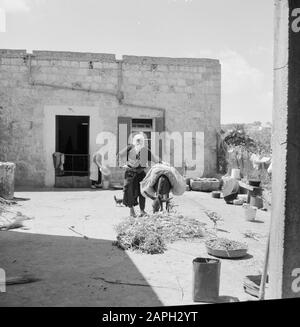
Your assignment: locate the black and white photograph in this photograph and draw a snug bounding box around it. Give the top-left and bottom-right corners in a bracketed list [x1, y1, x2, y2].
[0, 0, 299, 317]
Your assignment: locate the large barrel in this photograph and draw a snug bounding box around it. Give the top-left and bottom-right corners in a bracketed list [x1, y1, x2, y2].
[0, 162, 16, 200]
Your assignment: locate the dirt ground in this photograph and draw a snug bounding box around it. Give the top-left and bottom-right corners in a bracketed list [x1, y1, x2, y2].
[0, 188, 270, 306]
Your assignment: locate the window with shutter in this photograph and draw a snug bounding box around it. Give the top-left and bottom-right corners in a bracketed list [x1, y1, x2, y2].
[117, 117, 131, 165]
[132, 119, 153, 161]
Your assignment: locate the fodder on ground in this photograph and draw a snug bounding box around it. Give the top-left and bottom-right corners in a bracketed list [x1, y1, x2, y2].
[114, 212, 206, 254]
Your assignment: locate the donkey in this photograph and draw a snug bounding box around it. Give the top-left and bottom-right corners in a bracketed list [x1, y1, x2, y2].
[146, 174, 172, 213]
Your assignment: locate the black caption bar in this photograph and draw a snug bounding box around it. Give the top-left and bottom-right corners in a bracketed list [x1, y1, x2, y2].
[0, 299, 299, 326]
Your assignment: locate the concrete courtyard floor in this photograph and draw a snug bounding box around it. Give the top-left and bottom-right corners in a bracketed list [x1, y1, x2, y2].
[0, 188, 270, 306]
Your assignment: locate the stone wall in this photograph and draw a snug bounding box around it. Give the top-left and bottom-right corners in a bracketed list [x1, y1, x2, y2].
[0, 49, 221, 187]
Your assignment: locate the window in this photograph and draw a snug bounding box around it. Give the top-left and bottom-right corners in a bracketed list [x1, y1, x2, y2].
[131, 119, 153, 161]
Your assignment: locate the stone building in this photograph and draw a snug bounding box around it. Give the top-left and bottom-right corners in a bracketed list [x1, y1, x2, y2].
[0, 49, 221, 188]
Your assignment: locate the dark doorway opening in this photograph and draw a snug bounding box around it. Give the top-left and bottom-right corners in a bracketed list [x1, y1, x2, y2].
[55, 115, 90, 187]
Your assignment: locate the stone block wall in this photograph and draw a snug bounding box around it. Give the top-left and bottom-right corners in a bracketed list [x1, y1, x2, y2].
[0, 49, 221, 187]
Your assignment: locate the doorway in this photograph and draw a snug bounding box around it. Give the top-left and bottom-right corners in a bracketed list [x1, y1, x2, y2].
[55, 115, 90, 187]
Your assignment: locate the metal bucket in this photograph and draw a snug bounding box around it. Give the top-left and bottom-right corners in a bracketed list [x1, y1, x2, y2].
[250, 196, 263, 209]
[193, 257, 221, 302]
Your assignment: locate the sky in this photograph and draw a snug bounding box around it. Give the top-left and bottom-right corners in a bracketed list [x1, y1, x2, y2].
[0, 0, 274, 124]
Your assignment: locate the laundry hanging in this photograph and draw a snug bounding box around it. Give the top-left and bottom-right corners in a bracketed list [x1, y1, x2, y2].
[52, 152, 65, 175]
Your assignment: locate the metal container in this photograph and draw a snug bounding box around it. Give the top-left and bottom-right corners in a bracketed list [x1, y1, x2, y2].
[192, 257, 221, 302]
[250, 196, 263, 209]
[249, 179, 261, 187]
[212, 191, 221, 198]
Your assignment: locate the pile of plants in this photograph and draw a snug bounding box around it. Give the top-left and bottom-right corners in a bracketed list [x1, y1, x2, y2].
[205, 237, 248, 251]
[114, 212, 206, 254]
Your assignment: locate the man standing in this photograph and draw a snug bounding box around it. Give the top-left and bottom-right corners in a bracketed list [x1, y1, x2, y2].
[117, 133, 161, 217]
[89, 149, 102, 189]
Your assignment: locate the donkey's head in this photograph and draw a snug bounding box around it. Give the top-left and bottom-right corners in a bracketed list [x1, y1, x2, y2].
[152, 195, 172, 213]
[144, 190, 172, 213]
